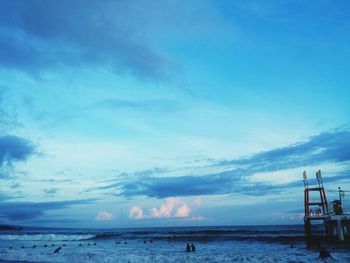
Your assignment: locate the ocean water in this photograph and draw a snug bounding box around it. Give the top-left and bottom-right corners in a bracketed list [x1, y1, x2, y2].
[0, 225, 349, 262]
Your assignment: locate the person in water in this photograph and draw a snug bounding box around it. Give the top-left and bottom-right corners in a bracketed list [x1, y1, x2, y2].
[319, 246, 331, 259]
[191, 244, 196, 252]
[186, 243, 191, 252]
[54, 247, 61, 254]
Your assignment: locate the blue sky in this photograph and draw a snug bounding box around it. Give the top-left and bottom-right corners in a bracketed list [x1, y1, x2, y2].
[0, 0, 349, 228]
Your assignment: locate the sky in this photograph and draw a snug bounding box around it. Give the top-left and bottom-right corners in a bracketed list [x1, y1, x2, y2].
[0, 0, 350, 228]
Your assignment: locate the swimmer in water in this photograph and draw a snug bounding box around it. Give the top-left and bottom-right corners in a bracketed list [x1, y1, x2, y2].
[54, 247, 61, 254]
[186, 243, 191, 252]
[191, 244, 196, 252]
[319, 246, 331, 259]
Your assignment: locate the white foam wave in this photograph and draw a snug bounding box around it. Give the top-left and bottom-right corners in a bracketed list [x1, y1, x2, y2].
[0, 234, 96, 241]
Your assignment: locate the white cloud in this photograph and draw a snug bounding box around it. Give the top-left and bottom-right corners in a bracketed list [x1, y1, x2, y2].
[95, 211, 113, 221]
[175, 203, 190, 218]
[130, 197, 203, 220]
[129, 206, 144, 220]
[248, 163, 345, 184]
[187, 215, 206, 221]
[151, 198, 179, 218]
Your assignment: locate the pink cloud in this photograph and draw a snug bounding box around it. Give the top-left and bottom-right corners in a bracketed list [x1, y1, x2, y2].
[175, 203, 190, 217]
[130, 197, 203, 220]
[129, 206, 144, 220]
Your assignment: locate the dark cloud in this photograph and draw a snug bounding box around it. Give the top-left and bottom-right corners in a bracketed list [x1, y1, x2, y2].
[85, 182, 121, 193]
[0, 136, 34, 163]
[10, 182, 21, 189]
[0, 199, 94, 221]
[121, 171, 237, 198]
[320, 170, 350, 185]
[0, 135, 35, 178]
[82, 167, 172, 194]
[0, 0, 175, 80]
[116, 129, 350, 198]
[120, 170, 301, 198]
[218, 129, 350, 171]
[43, 188, 59, 197]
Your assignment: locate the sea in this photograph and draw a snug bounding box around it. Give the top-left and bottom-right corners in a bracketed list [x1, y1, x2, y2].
[0, 225, 349, 262]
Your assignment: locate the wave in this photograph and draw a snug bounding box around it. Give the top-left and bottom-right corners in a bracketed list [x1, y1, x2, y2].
[172, 229, 306, 235]
[89, 233, 123, 240]
[0, 232, 314, 244]
[0, 234, 96, 241]
[118, 229, 309, 238]
[85, 232, 308, 243]
[156, 234, 307, 243]
[0, 226, 320, 243]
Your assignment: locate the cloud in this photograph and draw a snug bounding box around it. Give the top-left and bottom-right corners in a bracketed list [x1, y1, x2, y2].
[0, 135, 35, 178]
[43, 188, 59, 197]
[129, 197, 202, 220]
[0, 0, 175, 80]
[119, 129, 350, 198]
[10, 182, 21, 189]
[187, 215, 206, 221]
[218, 129, 350, 171]
[36, 179, 74, 183]
[151, 198, 190, 218]
[0, 136, 34, 164]
[174, 203, 190, 218]
[95, 211, 113, 221]
[91, 99, 177, 113]
[0, 199, 94, 221]
[121, 171, 237, 198]
[83, 168, 170, 194]
[129, 206, 144, 220]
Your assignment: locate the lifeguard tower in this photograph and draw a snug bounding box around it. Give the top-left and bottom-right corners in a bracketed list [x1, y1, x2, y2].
[303, 170, 350, 244]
